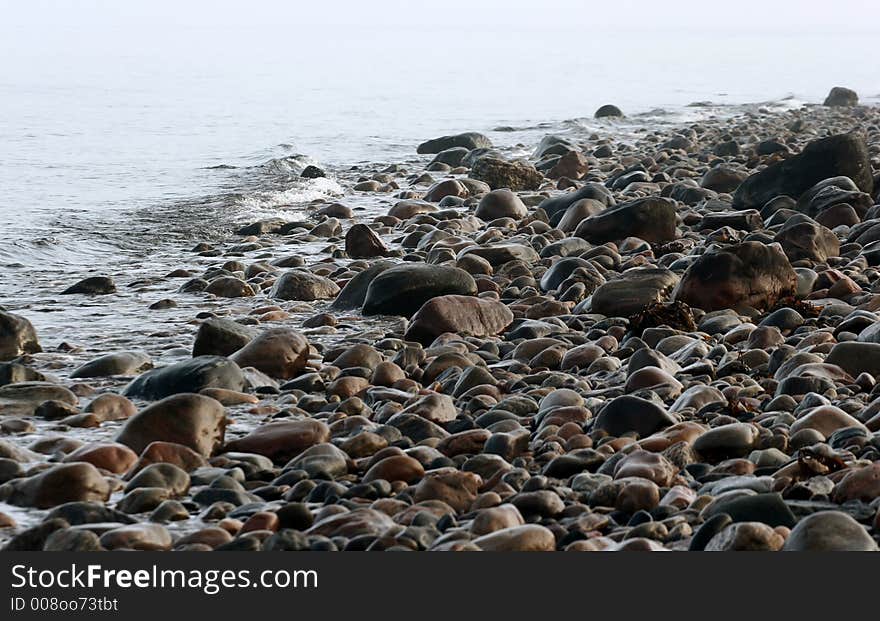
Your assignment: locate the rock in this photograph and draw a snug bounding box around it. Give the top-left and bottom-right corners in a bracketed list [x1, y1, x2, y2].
[84, 394, 138, 422]
[1, 463, 111, 509]
[733, 133, 874, 209]
[673, 241, 797, 312]
[363, 455, 425, 484]
[774, 218, 839, 263]
[539, 182, 615, 219]
[61, 276, 116, 295]
[124, 356, 246, 400]
[116, 394, 227, 457]
[703, 492, 796, 528]
[701, 166, 747, 193]
[404, 295, 513, 345]
[401, 392, 458, 424]
[306, 508, 394, 538]
[470, 504, 525, 535]
[345, 224, 389, 258]
[0, 361, 45, 386]
[413, 468, 481, 512]
[230, 328, 309, 379]
[331, 260, 395, 310]
[783, 511, 877, 551]
[790, 405, 867, 438]
[548, 151, 589, 180]
[285, 443, 350, 478]
[270, 270, 340, 301]
[594, 104, 624, 118]
[832, 463, 880, 503]
[64, 443, 137, 474]
[825, 342, 880, 377]
[70, 351, 152, 378]
[126, 441, 206, 477]
[388, 200, 436, 219]
[205, 277, 254, 298]
[475, 188, 528, 221]
[301, 165, 325, 178]
[423, 179, 468, 202]
[471, 157, 543, 191]
[386, 413, 449, 443]
[615, 478, 661, 513]
[2, 519, 69, 551]
[362, 264, 477, 317]
[575, 197, 677, 244]
[591, 268, 679, 317]
[100, 524, 172, 551]
[417, 132, 492, 154]
[430, 147, 468, 167]
[458, 243, 540, 266]
[0, 311, 41, 361]
[192, 318, 257, 357]
[614, 449, 677, 486]
[594, 395, 676, 437]
[235, 218, 286, 235]
[43, 529, 103, 552]
[0, 382, 77, 416]
[823, 86, 859, 107]
[705, 522, 785, 551]
[693, 423, 760, 461]
[224, 419, 330, 463]
[473, 524, 556, 551]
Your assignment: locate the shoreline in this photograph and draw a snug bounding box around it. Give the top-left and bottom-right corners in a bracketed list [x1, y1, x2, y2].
[2, 96, 880, 551]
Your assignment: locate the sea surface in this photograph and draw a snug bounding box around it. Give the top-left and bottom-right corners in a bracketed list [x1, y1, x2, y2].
[0, 8, 878, 330]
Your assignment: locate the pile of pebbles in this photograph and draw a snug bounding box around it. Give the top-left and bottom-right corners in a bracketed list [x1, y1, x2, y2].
[1, 91, 880, 551]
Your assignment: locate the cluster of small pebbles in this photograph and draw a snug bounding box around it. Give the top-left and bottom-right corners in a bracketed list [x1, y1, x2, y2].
[2, 91, 880, 551]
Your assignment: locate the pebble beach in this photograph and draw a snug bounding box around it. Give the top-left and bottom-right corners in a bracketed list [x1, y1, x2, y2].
[2, 89, 880, 552]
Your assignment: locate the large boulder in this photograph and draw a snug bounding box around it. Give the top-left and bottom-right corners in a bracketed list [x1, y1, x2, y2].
[223, 419, 330, 463]
[230, 328, 310, 379]
[404, 295, 514, 345]
[331, 261, 395, 310]
[417, 132, 492, 154]
[823, 87, 859, 107]
[471, 157, 543, 191]
[590, 268, 679, 317]
[269, 270, 339, 301]
[575, 197, 677, 244]
[192, 318, 257, 357]
[124, 356, 246, 400]
[116, 393, 227, 457]
[0, 311, 41, 361]
[362, 264, 477, 317]
[673, 242, 797, 312]
[0, 462, 111, 509]
[732, 133, 873, 209]
[594, 104, 624, 118]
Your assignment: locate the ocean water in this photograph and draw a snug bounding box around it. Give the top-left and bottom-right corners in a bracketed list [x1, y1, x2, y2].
[0, 3, 878, 272]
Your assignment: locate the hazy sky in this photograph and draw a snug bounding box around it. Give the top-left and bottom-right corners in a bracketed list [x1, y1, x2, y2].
[2, 0, 878, 37]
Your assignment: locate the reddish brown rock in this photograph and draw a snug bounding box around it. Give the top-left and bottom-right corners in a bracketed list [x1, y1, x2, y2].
[224, 419, 330, 463]
[404, 295, 513, 345]
[673, 241, 798, 311]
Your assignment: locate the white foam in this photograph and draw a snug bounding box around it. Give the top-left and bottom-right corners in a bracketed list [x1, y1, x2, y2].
[235, 176, 345, 218]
